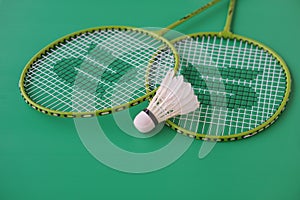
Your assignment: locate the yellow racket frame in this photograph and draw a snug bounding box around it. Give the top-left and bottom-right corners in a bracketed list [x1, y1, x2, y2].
[19, 0, 221, 118]
[164, 0, 291, 141]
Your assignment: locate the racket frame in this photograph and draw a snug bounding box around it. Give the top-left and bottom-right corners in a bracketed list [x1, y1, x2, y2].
[19, 26, 177, 118]
[165, 31, 291, 141]
[151, 0, 292, 141]
[19, 0, 221, 118]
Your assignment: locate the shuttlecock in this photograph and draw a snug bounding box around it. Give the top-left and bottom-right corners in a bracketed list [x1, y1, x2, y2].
[134, 70, 200, 133]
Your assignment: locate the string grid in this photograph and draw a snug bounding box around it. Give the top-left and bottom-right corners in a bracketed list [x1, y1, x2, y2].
[24, 29, 175, 113]
[150, 35, 287, 136]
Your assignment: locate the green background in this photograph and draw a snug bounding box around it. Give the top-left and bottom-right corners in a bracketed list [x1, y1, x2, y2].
[1, 0, 299, 199]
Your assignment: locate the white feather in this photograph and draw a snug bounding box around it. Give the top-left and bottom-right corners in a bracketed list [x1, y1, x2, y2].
[134, 69, 200, 133]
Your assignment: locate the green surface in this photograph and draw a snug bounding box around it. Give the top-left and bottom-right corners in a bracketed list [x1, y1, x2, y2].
[0, 0, 299, 199]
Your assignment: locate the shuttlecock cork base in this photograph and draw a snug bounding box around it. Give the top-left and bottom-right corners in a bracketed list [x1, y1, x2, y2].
[134, 109, 158, 133]
[134, 70, 200, 133]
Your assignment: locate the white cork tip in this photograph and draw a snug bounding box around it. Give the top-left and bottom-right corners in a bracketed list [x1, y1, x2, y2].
[133, 111, 155, 133]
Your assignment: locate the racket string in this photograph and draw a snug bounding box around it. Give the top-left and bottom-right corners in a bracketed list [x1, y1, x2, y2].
[149, 35, 287, 136]
[176, 38, 279, 70]
[26, 65, 98, 111]
[24, 29, 176, 112]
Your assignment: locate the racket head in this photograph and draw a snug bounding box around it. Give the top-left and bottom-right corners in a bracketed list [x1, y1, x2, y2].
[147, 32, 291, 141]
[19, 26, 179, 117]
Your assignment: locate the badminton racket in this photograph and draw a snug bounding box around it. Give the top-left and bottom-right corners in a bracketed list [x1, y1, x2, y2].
[147, 0, 291, 141]
[19, 0, 220, 118]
